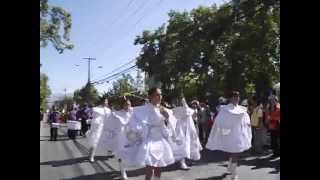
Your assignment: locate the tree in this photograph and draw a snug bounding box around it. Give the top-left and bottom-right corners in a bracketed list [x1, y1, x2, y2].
[134, 1, 279, 102]
[73, 83, 99, 106]
[40, 73, 51, 111]
[53, 96, 74, 111]
[40, 0, 73, 53]
[101, 74, 147, 109]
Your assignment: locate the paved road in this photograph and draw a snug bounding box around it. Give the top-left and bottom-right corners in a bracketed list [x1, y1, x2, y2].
[40, 123, 280, 180]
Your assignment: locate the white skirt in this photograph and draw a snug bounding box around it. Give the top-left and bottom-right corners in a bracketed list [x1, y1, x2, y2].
[120, 127, 175, 168]
[86, 118, 104, 148]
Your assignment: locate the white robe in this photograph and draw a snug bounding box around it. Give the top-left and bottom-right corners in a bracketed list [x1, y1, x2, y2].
[86, 106, 111, 149]
[99, 108, 133, 158]
[172, 106, 203, 160]
[206, 104, 252, 153]
[120, 104, 176, 168]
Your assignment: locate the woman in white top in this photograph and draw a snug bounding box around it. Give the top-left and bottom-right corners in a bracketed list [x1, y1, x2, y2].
[101, 97, 133, 180]
[172, 97, 202, 170]
[86, 98, 111, 162]
[121, 87, 176, 180]
[206, 91, 252, 180]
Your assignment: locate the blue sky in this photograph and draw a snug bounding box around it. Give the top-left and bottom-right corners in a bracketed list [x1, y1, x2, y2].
[40, 0, 225, 97]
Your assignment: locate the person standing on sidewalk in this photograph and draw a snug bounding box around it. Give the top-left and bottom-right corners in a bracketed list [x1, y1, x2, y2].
[250, 96, 264, 154]
[267, 96, 280, 158]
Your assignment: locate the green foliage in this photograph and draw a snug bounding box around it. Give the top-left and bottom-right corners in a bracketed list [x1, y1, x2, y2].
[40, 73, 51, 112]
[53, 96, 74, 111]
[73, 83, 99, 107]
[40, 0, 73, 53]
[135, 0, 279, 102]
[101, 74, 147, 109]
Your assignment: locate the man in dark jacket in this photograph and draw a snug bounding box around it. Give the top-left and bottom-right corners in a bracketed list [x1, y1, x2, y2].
[48, 106, 60, 141]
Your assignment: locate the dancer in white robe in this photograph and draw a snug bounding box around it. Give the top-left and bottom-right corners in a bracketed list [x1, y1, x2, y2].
[206, 91, 252, 180]
[172, 97, 202, 170]
[120, 88, 176, 180]
[100, 98, 133, 180]
[86, 98, 111, 162]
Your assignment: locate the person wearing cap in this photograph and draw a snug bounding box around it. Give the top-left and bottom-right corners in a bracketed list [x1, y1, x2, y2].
[206, 91, 252, 180]
[267, 96, 280, 158]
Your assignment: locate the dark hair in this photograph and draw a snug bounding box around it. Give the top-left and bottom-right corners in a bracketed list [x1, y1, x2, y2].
[120, 96, 130, 109]
[148, 87, 160, 97]
[228, 91, 240, 98]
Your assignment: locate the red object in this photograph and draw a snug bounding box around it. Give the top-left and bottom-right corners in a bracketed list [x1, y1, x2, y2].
[268, 104, 280, 130]
[207, 118, 213, 128]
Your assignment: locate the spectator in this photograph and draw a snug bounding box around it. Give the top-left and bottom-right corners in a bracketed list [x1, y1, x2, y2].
[250, 96, 264, 154]
[267, 96, 280, 158]
[198, 102, 209, 145]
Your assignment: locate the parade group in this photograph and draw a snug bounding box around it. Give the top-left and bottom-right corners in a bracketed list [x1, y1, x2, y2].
[41, 87, 280, 180]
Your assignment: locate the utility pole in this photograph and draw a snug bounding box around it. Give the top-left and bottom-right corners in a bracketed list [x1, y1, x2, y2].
[82, 57, 96, 84]
[64, 88, 67, 98]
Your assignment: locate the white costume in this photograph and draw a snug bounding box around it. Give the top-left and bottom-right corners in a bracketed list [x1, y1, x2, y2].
[206, 103, 252, 153]
[86, 106, 111, 149]
[172, 99, 202, 161]
[120, 104, 176, 168]
[100, 108, 133, 157]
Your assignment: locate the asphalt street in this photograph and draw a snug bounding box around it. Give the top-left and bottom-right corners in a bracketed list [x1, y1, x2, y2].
[40, 122, 280, 180]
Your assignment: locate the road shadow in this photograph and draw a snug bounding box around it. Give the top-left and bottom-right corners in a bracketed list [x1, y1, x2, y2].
[239, 156, 280, 173]
[40, 135, 69, 138]
[40, 156, 113, 167]
[195, 173, 229, 180]
[40, 139, 71, 142]
[60, 172, 121, 180]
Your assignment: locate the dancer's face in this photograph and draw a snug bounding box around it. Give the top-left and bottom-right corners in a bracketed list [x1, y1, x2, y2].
[123, 100, 131, 111]
[150, 89, 162, 106]
[230, 95, 240, 105]
[104, 99, 109, 107]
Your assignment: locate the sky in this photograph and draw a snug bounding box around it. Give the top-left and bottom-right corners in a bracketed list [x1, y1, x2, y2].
[40, 0, 225, 99]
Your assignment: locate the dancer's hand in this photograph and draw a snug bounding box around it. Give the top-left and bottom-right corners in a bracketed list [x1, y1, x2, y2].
[160, 107, 169, 119]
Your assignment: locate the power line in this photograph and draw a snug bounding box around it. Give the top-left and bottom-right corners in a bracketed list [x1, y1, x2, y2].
[91, 59, 136, 82]
[96, 0, 163, 60]
[87, 0, 138, 50]
[100, 66, 138, 84]
[93, 67, 137, 86]
[92, 65, 137, 85]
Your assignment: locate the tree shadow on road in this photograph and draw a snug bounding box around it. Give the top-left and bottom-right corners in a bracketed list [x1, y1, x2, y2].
[239, 156, 280, 174]
[40, 138, 70, 141]
[194, 173, 229, 180]
[40, 156, 113, 167]
[60, 172, 122, 180]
